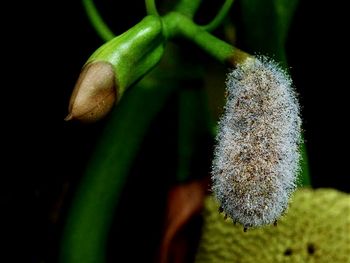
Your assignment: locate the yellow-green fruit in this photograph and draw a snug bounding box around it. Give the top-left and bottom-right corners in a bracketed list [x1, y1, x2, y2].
[195, 188, 350, 263]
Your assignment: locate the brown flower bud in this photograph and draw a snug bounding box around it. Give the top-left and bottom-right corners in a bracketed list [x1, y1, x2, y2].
[65, 61, 117, 122]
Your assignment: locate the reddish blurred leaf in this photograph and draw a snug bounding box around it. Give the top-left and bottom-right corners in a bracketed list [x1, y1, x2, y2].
[158, 178, 209, 263]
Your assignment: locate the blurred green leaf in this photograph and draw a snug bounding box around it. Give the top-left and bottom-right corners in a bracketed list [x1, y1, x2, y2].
[177, 87, 211, 182]
[239, 0, 299, 64]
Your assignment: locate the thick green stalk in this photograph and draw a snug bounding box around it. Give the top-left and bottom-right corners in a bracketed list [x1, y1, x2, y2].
[162, 12, 250, 66]
[61, 74, 176, 263]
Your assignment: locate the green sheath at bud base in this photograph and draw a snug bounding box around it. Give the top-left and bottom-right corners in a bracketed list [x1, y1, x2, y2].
[88, 15, 165, 94]
[66, 15, 165, 122]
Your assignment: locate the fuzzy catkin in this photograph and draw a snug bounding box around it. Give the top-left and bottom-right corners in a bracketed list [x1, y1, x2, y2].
[211, 57, 301, 228]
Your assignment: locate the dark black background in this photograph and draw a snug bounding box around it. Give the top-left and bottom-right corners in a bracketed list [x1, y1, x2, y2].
[2, 0, 348, 262]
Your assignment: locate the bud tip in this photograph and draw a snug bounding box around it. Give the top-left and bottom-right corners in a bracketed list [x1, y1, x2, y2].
[64, 113, 73, 121]
[67, 61, 118, 123]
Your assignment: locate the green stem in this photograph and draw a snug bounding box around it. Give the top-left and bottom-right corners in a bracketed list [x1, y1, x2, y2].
[174, 0, 202, 19]
[83, 0, 245, 66]
[299, 135, 311, 187]
[145, 0, 159, 16]
[61, 74, 176, 263]
[162, 12, 250, 66]
[82, 0, 115, 41]
[177, 89, 198, 182]
[201, 0, 234, 32]
[177, 87, 212, 182]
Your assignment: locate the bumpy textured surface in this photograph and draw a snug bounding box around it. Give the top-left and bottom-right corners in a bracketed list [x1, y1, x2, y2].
[195, 188, 350, 263]
[211, 57, 301, 227]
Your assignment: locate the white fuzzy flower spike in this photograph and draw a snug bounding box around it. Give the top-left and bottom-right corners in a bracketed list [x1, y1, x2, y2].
[211, 56, 301, 228]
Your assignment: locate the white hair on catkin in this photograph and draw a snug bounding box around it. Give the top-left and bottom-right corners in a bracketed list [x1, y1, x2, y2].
[211, 56, 301, 228]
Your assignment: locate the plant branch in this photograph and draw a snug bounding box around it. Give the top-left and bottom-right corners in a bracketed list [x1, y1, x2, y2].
[174, 0, 202, 19]
[162, 12, 250, 66]
[82, 0, 115, 42]
[201, 0, 234, 32]
[145, 0, 159, 16]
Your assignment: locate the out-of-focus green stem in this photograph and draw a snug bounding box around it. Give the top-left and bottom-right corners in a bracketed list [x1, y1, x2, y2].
[201, 0, 234, 32]
[174, 0, 202, 18]
[145, 0, 159, 16]
[299, 135, 311, 186]
[177, 87, 212, 182]
[82, 0, 114, 42]
[177, 89, 198, 182]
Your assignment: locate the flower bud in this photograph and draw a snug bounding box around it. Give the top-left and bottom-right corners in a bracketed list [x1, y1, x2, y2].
[66, 15, 165, 122]
[65, 61, 116, 122]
